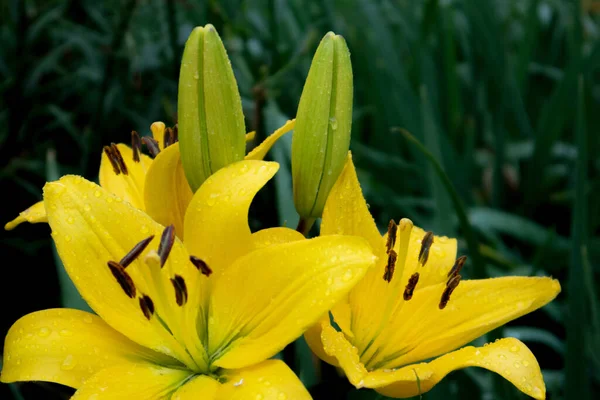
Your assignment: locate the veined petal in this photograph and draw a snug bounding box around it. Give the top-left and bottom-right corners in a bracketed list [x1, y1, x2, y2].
[1, 309, 177, 389]
[44, 175, 201, 367]
[245, 119, 295, 161]
[210, 235, 376, 369]
[4, 200, 47, 230]
[217, 360, 311, 400]
[99, 143, 152, 210]
[365, 338, 545, 400]
[372, 277, 561, 369]
[184, 160, 279, 280]
[171, 375, 220, 399]
[71, 363, 192, 400]
[144, 143, 193, 239]
[250, 227, 304, 250]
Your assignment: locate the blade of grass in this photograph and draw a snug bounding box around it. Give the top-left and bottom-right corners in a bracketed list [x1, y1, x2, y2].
[396, 128, 485, 278]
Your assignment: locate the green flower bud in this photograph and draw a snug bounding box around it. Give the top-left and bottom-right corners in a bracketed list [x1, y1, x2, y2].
[178, 24, 246, 192]
[292, 32, 353, 220]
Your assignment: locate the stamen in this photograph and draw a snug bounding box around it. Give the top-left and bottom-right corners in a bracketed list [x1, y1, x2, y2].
[158, 225, 175, 268]
[103, 145, 121, 175]
[107, 261, 136, 298]
[386, 219, 398, 253]
[439, 274, 461, 309]
[120, 235, 155, 268]
[418, 231, 434, 266]
[139, 294, 155, 320]
[131, 131, 142, 162]
[403, 272, 420, 301]
[447, 255, 467, 279]
[190, 255, 212, 276]
[171, 275, 188, 306]
[172, 124, 179, 143]
[383, 249, 397, 282]
[142, 136, 161, 157]
[164, 127, 174, 148]
[110, 143, 128, 175]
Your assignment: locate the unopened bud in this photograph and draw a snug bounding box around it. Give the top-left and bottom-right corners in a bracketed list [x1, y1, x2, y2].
[178, 24, 246, 192]
[292, 32, 353, 219]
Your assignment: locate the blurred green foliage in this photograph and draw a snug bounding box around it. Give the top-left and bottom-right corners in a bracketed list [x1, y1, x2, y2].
[1, 0, 599, 399]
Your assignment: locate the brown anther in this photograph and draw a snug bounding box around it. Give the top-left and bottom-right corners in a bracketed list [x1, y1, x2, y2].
[172, 124, 179, 143]
[142, 136, 161, 158]
[164, 127, 174, 148]
[439, 274, 462, 309]
[158, 225, 175, 268]
[171, 275, 188, 306]
[403, 272, 420, 301]
[190, 255, 212, 276]
[386, 219, 398, 253]
[131, 131, 142, 162]
[418, 231, 434, 266]
[110, 143, 128, 175]
[383, 249, 397, 283]
[107, 261, 136, 298]
[120, 235, 155, 268]
[103, 145, 121, 175]
[447, 255, 467, 278]
[139, 294, 155, 320]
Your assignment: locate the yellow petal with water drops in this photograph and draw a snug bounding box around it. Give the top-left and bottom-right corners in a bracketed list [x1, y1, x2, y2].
[4, 200, 47, 230]
[44, 176, 199, 367]
[1, 309, 177, 389]
[71, 363, 192, 400]
[210, 235, 375, 369]
[365, 338, 546, 400]
[250, 227, 304, 250]
[99, 143, 152, 210]
[320, 323, 368, 386]
[151, 122, 166, 150]
[170, 375, 220, 400]
[245, 119, 295, 161]
[372, 276, 561, 369]
[217, 359, 311, 400]
[144, 143, 193, 239]
[184, 160, 279, 279]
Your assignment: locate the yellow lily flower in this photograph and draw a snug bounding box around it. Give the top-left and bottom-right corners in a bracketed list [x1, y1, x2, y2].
[1, 159, 376, 399]
[5, 119, 295, 239]
[305, 154, 561, 399]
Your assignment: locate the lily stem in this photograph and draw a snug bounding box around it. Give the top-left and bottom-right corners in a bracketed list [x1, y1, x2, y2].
[296, 217, 316, 237]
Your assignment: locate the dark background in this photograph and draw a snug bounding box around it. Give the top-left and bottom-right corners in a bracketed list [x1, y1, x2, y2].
[1, 0, 599, 399]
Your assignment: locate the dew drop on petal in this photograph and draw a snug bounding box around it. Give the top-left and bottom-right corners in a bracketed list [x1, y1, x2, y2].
[61, 354, 76, 370]
[38, 327, 51, 337]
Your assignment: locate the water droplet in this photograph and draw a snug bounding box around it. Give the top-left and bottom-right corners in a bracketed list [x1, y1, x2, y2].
[498, 354, 506, 360]
[342, 270, 353, 281]
[83, 315, 93, 324]
[522, 360, 529, 367]
[38, 327, 51, 337]
[84, 204, 91, 212]
[329, 117, 338, 130]
[94, 190, 101, 198]
[61, 354, 76, 370]
[513, 362, 520, 369]
[140, 225, 149, 234]
[510, 345, 518, 352]
[255, 395, 263, 400]
[193, 73, 200, 80]
[326, 277, 333, 285]
[278, 393, 287, 400]
[59, 329, 73, 337]
[67, 217, 74, 224]
[64, 235, 72, 243]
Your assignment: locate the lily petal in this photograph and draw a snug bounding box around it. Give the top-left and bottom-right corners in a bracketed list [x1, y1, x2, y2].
[250, 227, 304, 250]
[304, 301, 353, 367]
[44, 175, 200, 367]
[373, 277, 561, 369]
[71, 363, 192, 400]
[245, 119, 295, 161]
[171, 375, 220, 399]
[245, 131, 256, 142]
[210, 235, 376, 369]
[366, 338, 546, 400]
[1, 309, 176, 389]
[144, 143, 193, 239]
[4, 201, 47, 230]
[184, 160, 279, 280]
[217, 360, 311, 399]
[321, 323, 368, 386]
[99, 143, 152, 210]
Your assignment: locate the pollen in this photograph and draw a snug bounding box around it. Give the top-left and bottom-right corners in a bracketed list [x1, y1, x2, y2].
[171, 275, 188, 306]
[103, 145, 121, 175]
[139, 294, 155, 320]
[110, 143, 129, 175]
[383, 249, 397, 283]
[142, 136, 161, 158]
[403, 272, 420, 300]
[190, 255, 212, 276]
[447, 255, 467, 279]
[386, 219, 398, 253]
[164, 126, 179, 148]
[418, 231, 434, 266]
[131, 131, 142, 162]
[120, 235, 154, 268]
[107, 261, 136, 298]
[158, 225, 175, 268]
[439, 274, 461, 309]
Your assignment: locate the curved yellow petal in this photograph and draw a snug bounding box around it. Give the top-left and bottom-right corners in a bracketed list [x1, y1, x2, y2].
[210, 235, 376, 369]
[321, 323, 368, 386]
[99, 143, 153, 210]
[304, 301, 353, 368]
[4, 200, 47, 230]
[373, 276, 561, 369]
[245, 131, 256, 142]
[245, 119, 295, 160]
[250, 227, 304, 250]
[44, 175, 201, 367]
[0, 309, 176, 389]
[184, 160, 279, 280]
[217, 360, 311, 400]
[171, 375, 220, 400]
[366, 338, 545, 400]
[144, 143, 193, 239]
[71, 363, 192, 400]
[151, 122, 166, 150]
